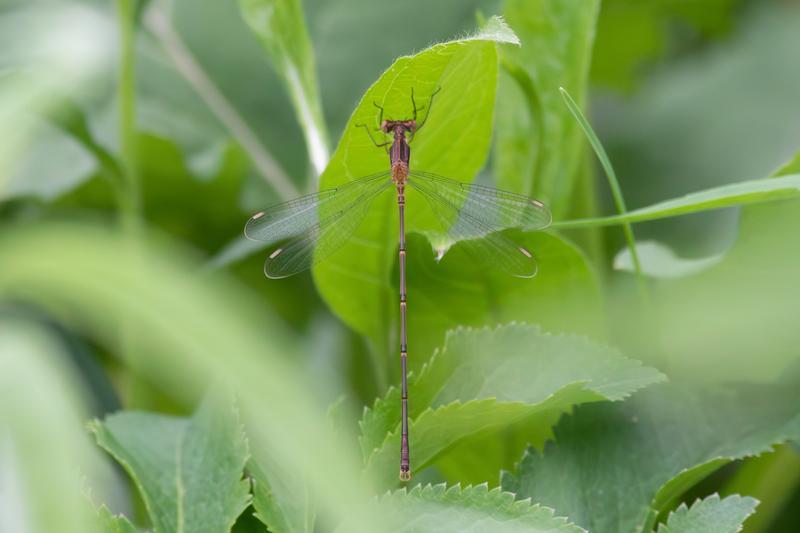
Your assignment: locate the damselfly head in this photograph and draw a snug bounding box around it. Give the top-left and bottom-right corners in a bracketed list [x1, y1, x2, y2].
[382, 119, 417, 135]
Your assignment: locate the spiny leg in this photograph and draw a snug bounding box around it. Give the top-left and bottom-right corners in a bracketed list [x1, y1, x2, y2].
[356, 101, 390, 152]
[416, 87, 441, 132]
[373, 100, 385, 127]
[410, 87, 441, 142]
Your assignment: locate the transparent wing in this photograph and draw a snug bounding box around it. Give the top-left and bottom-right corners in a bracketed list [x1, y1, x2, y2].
[245, 171, 391, 245]
[408, 172, 547, 278]
[258, 178, 393, 278]
[408, 170, 552, 232]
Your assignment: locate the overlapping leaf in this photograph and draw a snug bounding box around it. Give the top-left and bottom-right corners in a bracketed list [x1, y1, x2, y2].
[97, 506, 138, 533]
[495, 0, 600, 215]
[337, 484, 585, 533]
[92, 398, 250, 533]
[501, 383, 800, 533]
[657, 494, 758, 533]
[249, 454, 313, 533]
[360, 324, 665, 486]
[313, 16, 518, 354]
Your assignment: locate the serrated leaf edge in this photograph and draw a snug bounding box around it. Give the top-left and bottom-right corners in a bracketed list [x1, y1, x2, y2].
[659, 493, 759, 533]
[380, 482, 586, 532]
[360, 323, 665, 468]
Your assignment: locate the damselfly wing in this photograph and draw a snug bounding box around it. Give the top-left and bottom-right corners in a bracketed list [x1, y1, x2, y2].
[245, 89, 551, 482]
[245, 170, 551, 278]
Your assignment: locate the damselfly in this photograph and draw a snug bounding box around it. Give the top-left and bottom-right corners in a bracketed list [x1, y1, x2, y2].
[245, 89, 551, 481]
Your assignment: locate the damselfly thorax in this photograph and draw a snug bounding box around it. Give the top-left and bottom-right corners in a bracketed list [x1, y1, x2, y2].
[245, 88, 551, 482]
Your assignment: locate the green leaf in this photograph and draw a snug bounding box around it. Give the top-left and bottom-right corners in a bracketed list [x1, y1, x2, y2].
[403, 231, 605, 375]
[238, 0, 329, 175]
[554, 173, 800, 229]
[613, 241, 724, 279]
[0, 321, 103, 533]
[92, 397, 251, 533]
[97, 506, 138, 533]
[4, 117, 97, 201]
[495, 0, 599, 216]
[337, 483, 585, 533]
[501, 383, 800, 533]
[650, 152, 800, 383]
[53, 134, 250, 254]
[657, 494, 758, 533]
[591, 0, 741, 91]
[249, 455, 313, 533]
[360, 324, 665, 486]
[313, 16, 518, 354]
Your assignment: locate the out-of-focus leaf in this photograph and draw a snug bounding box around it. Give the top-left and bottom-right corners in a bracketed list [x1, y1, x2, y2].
[495, 0, 599, 217]
[238, 0, 329, 175]
[360, 324, 665, 487]
[0, 1, 115, 201]
[592, 0, 742, 91]
[249, 454, 312, 533]
[656, 494, 758, 533]
[313, 17, 517, 356]
[0, 322, 103, 533]
[3, 118, 98, 201]
[501, 383, 800, 533]
[0, 222, 381, 532]
[97, 506, 138, 533]
[92, 397, 251, 533]
[337, 484, 585, 533]
[614, 240, 724, 279]
[720, 445, 800, 533]
[599, 4, 800, 256]
[651, 153, 800, 383]
[52, 134, 250, 253]
[150, 0, 308, 186]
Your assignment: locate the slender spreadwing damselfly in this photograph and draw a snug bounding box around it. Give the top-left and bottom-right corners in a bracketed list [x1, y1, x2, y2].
[244, 89, 552, 481]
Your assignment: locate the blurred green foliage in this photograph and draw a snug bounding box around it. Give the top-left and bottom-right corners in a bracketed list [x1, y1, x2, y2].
[1, 0, 800, 532]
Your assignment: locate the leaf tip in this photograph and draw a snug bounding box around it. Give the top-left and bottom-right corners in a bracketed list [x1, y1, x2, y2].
[469, 16, 520, 46]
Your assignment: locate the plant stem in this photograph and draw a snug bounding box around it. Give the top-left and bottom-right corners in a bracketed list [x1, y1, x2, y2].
[144, 1, 298, 200]
[117, 0, 141, 225]
[116, 0, 146, 414]
[559, 87, 649, 304]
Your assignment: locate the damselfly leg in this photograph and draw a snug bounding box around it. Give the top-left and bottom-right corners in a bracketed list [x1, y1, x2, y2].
[246, 88, 551, 482]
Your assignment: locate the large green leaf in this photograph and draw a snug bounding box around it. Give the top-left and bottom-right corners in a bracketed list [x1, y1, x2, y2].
[360, 324, 665, 487]
[501, 383, 800, 533]
[656, 494, 758, 533]
[403, 230, 604, 374]
[312, 17, 518, 353]
[495, 0, 599, 215]
[238, 0, 329, 175]
[337, 484, 585, 533]
[92, 397, 251, 533]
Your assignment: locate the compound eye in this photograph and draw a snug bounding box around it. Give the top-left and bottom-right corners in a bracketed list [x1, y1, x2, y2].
[380, 120, 390, 132]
